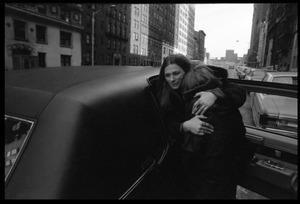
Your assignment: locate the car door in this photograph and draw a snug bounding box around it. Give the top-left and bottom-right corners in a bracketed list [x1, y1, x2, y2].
[228, 78, 298, 199]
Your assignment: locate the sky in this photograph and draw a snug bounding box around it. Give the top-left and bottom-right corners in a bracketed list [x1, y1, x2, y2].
[194, 3, 254, 59]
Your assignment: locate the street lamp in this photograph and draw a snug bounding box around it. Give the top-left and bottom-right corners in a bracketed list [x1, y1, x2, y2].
[92, 4, 116, 66]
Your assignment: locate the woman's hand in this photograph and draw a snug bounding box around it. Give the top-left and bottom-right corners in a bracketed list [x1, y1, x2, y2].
[182, 115, 214, 136]
[192, 91, 217, 115]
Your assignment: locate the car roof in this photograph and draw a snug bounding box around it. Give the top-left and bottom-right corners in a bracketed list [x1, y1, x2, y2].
[267, 71, 298, 77]
[5, 66, 159, 118]
[5, 66, 158, 93]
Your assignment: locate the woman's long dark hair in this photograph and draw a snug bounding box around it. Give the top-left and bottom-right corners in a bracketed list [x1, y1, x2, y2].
[157, 54, 191, 111]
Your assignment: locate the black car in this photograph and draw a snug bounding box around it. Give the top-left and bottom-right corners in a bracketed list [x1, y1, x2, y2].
[5, 66, 297, 199]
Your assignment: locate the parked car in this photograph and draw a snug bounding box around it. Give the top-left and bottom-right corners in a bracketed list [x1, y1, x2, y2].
[244, 68, 275, 81]
[236, 66, 251, 79]
[5, 66, 297, 199]
[250, 72, 298, 137]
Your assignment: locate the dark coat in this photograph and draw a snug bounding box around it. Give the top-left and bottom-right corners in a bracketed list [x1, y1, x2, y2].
[180, 71, 253, 199]
[182, 80, 248, 177]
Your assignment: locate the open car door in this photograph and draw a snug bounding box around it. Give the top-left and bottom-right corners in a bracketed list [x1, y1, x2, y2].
[230, 78, 298, 199]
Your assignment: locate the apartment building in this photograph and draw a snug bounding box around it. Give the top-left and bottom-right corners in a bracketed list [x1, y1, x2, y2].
[5, 3, 200, 69]
[5, 3, 84, 70]
[186, 4, 195, 59]
[194, 30, 206, 61]
[161, 4, 176, 63]
[81, 4, 131, 66]
[250, 3, 298, 71]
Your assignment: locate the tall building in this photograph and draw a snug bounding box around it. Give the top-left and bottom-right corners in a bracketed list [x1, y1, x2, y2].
[5, 3, 84, 70]
[225, 49, 237, 62]
[161, 4, 176, 64]
[249, 3, 298, 71]
[186, 4, 195, 59]
[142, 4, 163, 67]
[174, 4, 190, 56]
[248, 4, 269, 67]
[264, 3, 298, 71]
[194, 30, 206, 61]
[82, 3, 131, 66]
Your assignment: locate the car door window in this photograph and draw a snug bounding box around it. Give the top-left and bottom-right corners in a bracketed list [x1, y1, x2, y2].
[235, 78, 297, 199]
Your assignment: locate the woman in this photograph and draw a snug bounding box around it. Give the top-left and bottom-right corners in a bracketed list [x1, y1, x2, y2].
[180, 64, 253, 199]
[154, 54, 251, 199]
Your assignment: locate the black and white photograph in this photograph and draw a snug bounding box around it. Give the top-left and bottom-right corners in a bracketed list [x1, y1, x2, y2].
[5, 3, 297, 199]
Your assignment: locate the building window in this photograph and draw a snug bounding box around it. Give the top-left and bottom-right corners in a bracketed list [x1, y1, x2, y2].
[113, 9, 117, 18]
[38, 52, 46, 67]
[119, 25, 122, 36]
[118, 12, 122, 21]
[133, 45, 138, 54]
[122, 56, 126, 65]
[36, 25, 47, 43]
[61, 9, 71, 22]
[107, 22, 111, 32]
[117, 41, 121, 52]
[37, 4, 46, 14]
[86, 52, 91, 63]
[113, 40, 116, 51]
[50, 6, 57, 14]
[107, 39, 111, 49]
[123, 14, 126, 23]
[61, 55, 71, 66]
[86, 15, 91, 28]
[112, 24, 116, 34]
[60, 31, 72, 47]
[86, 34, 90, 44]
[14, 20, 27, 41]
[122, 42, 126, 53]
[73, 13, 80, 22]
[133, 32, 138, 41]
[134, 7, 139, 16]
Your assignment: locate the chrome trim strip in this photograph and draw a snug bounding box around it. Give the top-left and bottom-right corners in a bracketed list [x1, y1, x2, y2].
[118, 159, 155, 200]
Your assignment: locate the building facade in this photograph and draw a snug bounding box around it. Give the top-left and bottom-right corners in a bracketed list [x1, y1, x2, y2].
[5, 3, 83, 70]
[250, 3, 298, 71]
[194, 30, 206, 61]
[5, 3, 201, 69]
[225, 50, 238, 62]
[81, 3, 131, 66]
[161, 4, 176, 64]
[186, 4, 195, 59]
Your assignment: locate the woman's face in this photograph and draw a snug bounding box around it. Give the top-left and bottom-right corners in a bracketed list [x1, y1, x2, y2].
[164, 64, 185, 90]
